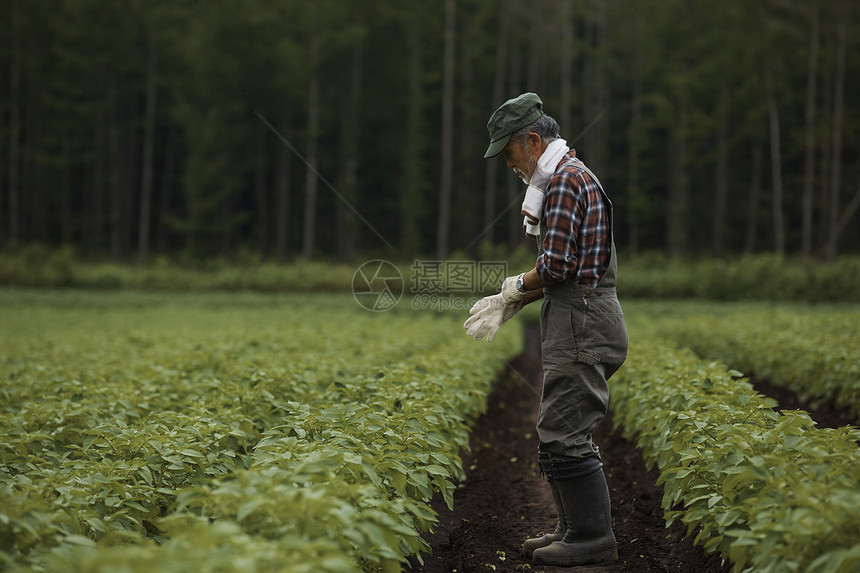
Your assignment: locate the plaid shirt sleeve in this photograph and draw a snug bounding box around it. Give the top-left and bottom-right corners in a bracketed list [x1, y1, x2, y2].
[535, 155, 611, 287]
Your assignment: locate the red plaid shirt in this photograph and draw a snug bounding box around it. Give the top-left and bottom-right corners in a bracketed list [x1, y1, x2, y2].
[535, 151, 611, 287]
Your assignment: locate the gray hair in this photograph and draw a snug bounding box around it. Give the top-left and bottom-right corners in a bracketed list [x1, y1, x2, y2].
[510, 114, 560, 148]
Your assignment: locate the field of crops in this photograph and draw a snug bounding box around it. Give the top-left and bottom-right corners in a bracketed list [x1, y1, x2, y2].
[616, 302, 860, 573]
[646, 304, 860, 422]
[0, 290, 520, 572]
[2, 290, 859, 572]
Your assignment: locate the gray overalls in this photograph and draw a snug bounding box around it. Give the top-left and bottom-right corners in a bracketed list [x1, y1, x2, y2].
[537, 163, 629, 460]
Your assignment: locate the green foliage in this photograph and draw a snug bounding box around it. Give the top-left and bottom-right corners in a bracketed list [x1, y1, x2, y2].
[41, 520, 353, 573]
[3, 249, 860, 304]
[654, 307, 860, 422]
[618, 253, 860, 303]
[6, 1, 860, 258]
[611, 336, 860, 573]
[0, 246, 516, 294]
[0, 290, 522, 571]
[0, 247, 357, 292]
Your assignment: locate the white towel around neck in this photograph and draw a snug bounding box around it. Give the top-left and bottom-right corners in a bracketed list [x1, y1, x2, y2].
[522, 138, 570, 238]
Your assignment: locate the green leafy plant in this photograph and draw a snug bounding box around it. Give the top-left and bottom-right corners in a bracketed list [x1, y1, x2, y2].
[654, 307, 860, 421]
[612, 338, 860, 573]
[0, 290, 522, 571]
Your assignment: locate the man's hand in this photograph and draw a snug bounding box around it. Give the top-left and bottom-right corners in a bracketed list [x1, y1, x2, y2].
[463, 294, 521, 343]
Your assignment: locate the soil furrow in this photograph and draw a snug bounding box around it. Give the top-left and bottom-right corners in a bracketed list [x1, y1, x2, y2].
[410, 348, 730, 573]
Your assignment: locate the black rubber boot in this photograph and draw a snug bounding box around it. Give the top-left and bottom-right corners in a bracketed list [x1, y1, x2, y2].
[532, 454, 618, 567]
[521, 452, 565, 557]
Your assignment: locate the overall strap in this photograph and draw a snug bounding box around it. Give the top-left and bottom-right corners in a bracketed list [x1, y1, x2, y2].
[575, 161, 617, 290]
[537, 158, 618, 290]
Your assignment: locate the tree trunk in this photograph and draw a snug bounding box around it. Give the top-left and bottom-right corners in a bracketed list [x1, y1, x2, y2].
[825, 0, 847, 262]
[92, 89, 106, 252]
[276, 107, 293, 263]
[7, 0, 22, 249]
[0, 33, 4, 243]
[801, 5, 819, 258]
[27, 106, 46, 243]
[255, 125, 268, 255]
[436, 0, 456, 260]
[559, 0, 574, 136]
[336, 33, 363, 261]
[220, 197, 230, 255]
[667, 106, 688, 257]
[137, 34, 157, 266]
[526, 1, 542, 93]
[627, 34, 643, 256]
[712, 86, 729, 257]
[834, 187, 860, 243]
[482, 0, 510, 247]
[582, 2, 608, 174]
[625, 6, 645, 257]
[60, 139, 72, 244]
[452, 10, 476, 251]
[400, 5, 425, 255]
[122, 95, 139, 256]
[816, 76, 832, 253]
[744, 144, 763, 254]
[593, 1, 608, 175]
[506, 1, 524, 251]
[301, 30, 321, 260]
[582, 7, 594, 153]
[108, 76, 122, 257]
[765, 71, 785, 256]
[157, 124, 178, 253]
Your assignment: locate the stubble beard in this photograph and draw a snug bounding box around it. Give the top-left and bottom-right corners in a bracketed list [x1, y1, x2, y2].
[513, 148, 539, 185]
[513, 167, 530, 185]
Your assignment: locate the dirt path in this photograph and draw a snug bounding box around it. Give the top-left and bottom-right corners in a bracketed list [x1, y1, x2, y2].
[409, 346, 730, 573]
[407, 324, 856, 572]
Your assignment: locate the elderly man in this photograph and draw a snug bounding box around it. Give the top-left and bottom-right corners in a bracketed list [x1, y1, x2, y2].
[464, 93, 628, 567]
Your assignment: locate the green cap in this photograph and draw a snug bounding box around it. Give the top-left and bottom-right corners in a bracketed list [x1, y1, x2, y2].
[484, 92, 544, 158]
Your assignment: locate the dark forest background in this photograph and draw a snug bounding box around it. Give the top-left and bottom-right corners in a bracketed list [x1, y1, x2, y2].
[1, 0, 858, 266]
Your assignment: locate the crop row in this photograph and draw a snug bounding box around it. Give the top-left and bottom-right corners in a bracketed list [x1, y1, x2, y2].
[653, 307, 860, 422]
[610, 338, 860, 573]
[0, 294, 521, 571]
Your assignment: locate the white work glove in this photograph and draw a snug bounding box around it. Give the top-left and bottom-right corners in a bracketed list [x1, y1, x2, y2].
[463, 294, 521, 343]
[500, 273, 527, 305]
